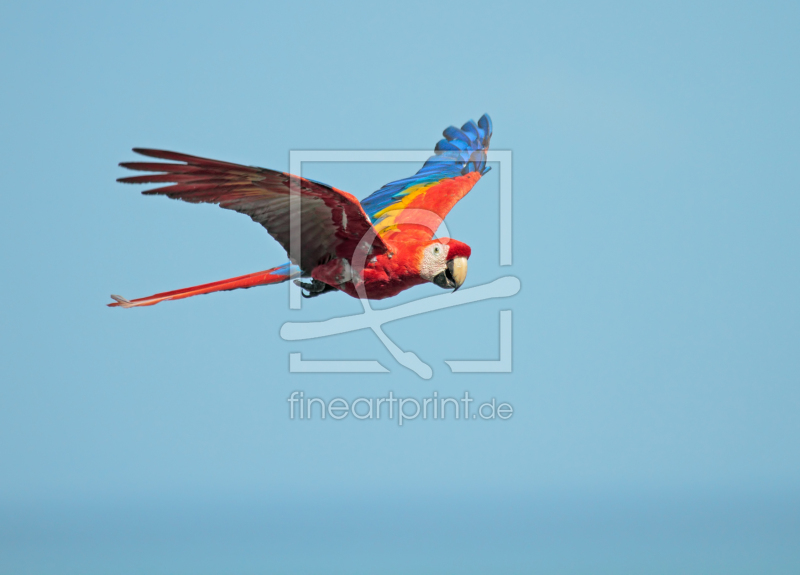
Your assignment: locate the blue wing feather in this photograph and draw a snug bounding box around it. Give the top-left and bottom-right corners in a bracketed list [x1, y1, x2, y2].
[360, 114, 492, 222]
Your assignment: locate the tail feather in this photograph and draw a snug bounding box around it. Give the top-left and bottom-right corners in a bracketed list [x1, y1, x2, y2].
[108, 264, 300, 308]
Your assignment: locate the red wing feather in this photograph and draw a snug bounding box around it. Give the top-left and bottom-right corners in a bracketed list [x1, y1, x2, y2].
[118, 148, 385, 272]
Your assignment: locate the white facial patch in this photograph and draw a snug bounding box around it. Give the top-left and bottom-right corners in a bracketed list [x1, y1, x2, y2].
[419, 243, 450, 281]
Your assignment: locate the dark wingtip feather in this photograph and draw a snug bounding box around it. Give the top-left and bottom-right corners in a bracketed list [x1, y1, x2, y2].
[119, 161, 157, 170]
[128, 148, 254, 170]
[131, 148, 187, 161]
[132, 147, 166, 156]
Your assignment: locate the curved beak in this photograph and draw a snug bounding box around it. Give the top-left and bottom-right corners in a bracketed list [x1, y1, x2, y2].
[432, 256, 468, 292]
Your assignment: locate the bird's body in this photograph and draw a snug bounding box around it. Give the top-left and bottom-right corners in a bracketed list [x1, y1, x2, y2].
[110, 114, 492, 308]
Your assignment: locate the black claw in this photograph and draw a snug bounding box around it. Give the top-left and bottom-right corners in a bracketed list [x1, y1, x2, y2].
[293, 279, 337, 299]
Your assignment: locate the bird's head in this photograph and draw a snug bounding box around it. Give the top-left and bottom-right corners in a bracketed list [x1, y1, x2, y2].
[418, 239, 471, 292]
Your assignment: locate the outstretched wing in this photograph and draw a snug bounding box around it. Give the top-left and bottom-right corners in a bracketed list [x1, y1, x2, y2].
[360, 114, 492, 239]
[118, 149, 386, 273]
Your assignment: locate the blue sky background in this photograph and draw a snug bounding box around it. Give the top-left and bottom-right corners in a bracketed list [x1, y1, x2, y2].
[1, 1, 798, 573]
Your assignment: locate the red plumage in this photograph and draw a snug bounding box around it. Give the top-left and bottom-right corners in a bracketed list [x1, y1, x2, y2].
[109, 115, 491, 308]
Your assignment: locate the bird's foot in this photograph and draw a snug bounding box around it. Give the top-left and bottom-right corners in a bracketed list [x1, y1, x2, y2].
[294, 279, 336, 298]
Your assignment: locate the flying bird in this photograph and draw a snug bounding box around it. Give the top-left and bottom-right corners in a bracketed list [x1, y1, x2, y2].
[109, 114, 492, 308]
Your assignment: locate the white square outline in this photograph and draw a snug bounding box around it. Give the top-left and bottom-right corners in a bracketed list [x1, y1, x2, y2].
[284, 150, 514, 378]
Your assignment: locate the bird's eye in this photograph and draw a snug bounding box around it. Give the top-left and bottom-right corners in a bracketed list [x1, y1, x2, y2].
[433, 246, 440, 255]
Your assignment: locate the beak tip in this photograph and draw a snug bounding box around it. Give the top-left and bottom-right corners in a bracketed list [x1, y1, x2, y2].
[449, 256, 468, 291]
[436, 256, 468, 291]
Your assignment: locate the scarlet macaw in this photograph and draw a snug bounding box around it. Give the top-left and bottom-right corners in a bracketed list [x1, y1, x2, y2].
[109, 114, 492, 308]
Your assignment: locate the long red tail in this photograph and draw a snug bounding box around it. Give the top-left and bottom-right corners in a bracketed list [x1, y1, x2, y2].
[108, 264, 299, 308]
